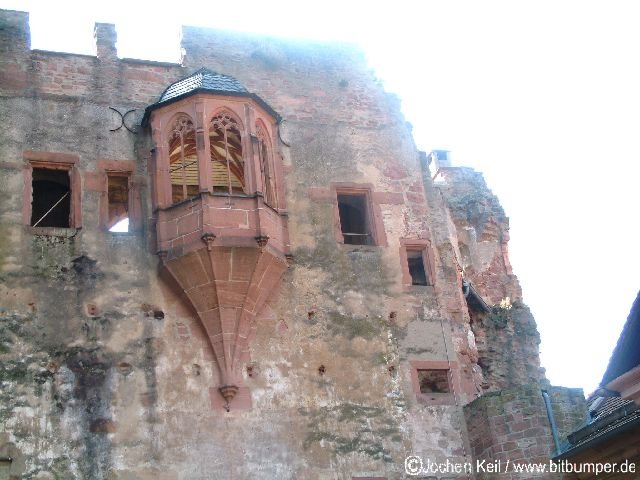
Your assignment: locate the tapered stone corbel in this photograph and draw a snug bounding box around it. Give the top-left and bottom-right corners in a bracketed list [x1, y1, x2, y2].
[219, 384, 239, 411]
[255, 235, 269, 248]
[157, 250, 168, 264]
[201, 233, 216, 251]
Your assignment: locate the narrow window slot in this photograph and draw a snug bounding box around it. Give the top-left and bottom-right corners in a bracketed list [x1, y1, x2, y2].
[407, 249, 428, 286]
[107, 175, 129, 232]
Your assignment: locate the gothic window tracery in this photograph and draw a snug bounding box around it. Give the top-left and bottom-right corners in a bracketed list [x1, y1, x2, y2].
[168, 115, 198, 203]
[210, 111, 244, 194]
[257, 125, 276, 207]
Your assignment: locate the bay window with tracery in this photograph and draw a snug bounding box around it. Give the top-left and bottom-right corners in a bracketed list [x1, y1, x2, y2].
[143, 68, 291, 411]
[257, 125, 277, 208]
[168, 115, 199, 203]
[210, 111, 245, 194]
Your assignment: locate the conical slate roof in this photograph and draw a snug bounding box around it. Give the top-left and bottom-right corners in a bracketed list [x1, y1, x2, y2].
[142, 68, 280, 126]
[158, 68, 248, 103]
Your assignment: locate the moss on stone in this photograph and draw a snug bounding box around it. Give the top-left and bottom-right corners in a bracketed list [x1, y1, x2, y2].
[326, 311, 387, 340]
[301, 402, 400, 463]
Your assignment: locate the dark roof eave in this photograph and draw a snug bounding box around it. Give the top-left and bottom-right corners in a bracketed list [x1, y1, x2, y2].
[552, 414, 640, 460]
[463, 281, 491, 313]
[141, 89, 282, 127]
[600, 290, 640, 386]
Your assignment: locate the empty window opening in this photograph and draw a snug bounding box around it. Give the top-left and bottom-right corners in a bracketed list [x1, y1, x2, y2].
[337, 193, 372, 245]
[407, 249, 428, 286]
[417, 369, 451, 394]
[210, 112, 244, 194]
[31, 168, 71, 227]
[107, 175, 129, 232]
[169, 115, 199, 203]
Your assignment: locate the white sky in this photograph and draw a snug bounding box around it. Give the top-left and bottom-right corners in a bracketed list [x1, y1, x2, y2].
[3, 0, 639, 395]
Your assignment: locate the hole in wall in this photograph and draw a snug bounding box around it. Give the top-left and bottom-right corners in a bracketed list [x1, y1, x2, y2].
[318, 365, 326, 376]
[417, 369, 451, 394]
[117, 362, 133, 376]
[246, 362, 259, 378]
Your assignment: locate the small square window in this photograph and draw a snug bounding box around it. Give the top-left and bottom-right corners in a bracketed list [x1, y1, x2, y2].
[107, 175, 130, 232]
[417, 369, 451, 394]
[337, 193, 372, 245]
[407, 249, 428, 286]
[400, 240, 434, 288]
[31, 168, 71, 228]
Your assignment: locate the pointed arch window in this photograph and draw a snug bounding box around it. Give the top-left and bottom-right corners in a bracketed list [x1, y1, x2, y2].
[168, 116, 198, 203]
[257, 125, 277, 208]
[210, 112, 244, 194]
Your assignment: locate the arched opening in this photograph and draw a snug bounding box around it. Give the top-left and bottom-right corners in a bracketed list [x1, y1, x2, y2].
[257, 125, 276, 207]
[168, 115, 198, 203]
[210, 112, 244, 194]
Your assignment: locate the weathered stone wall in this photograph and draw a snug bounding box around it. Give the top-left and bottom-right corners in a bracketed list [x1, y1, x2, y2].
[0, 8, 588, 480]
[428, 165, 547, 392]
[469, 301, 546, 392]
[0, 10, 490, 479]
[464, 385, 586, 480]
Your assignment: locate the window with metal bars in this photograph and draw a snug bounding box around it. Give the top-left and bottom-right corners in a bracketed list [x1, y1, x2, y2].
[168, 115, 199, 203]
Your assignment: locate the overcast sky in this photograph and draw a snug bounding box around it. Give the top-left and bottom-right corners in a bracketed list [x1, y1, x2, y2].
[3, 0, 638, 395]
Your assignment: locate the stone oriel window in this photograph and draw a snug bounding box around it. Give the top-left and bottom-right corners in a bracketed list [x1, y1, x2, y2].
[399, 239, 435, 288]
[257, 124, 276, 207]
[169, 115, 198, 203]
[23, 151, 81, 230]
[210, 111, 244, 194]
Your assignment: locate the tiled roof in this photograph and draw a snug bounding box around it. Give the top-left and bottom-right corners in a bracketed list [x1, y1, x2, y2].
[587, 396, 632, 423]
[142, 67, 281, 126]
[556, 396, 640, 458]
[158, 68, 247, 104]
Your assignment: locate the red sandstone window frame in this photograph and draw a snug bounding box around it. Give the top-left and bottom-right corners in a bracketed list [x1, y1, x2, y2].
[331, 183, 387, 247]
[209, 109, 246, 195]
[409, 360, 458, 406]
[256, 121, 277, 208]
[22, 151, 81, 231]
[95, 160, 139, 232]
[399, 239, 436, 288]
